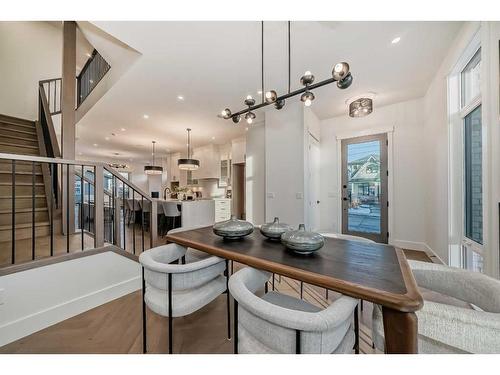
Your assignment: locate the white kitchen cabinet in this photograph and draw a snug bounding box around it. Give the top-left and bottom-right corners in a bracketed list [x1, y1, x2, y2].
[214, 198, 231, 222]
[231, 138, 246, 164]
[192, 144, 220, 179]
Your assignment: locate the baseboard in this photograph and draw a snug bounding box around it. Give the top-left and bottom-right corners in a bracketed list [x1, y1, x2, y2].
[0, 276, 141, 347]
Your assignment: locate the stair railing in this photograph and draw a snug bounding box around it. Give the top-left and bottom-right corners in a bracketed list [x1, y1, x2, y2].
[0, 153, 158, 267]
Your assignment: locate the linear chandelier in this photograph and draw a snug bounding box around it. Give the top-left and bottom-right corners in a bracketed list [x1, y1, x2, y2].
[220, 21, 353, 124]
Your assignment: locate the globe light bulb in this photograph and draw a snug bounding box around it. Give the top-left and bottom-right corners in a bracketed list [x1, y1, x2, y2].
[247, 117, 253, 124]
[246, 95, 253, 100]
[304, 99, 312, 107]
[304, 71, 311, 76]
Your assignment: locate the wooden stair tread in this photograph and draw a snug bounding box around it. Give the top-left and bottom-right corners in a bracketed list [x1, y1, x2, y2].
[0, 221, 50, 230]
[0, 142, 39, 150]
[0, 133, 39, 143]
[0, 127, 37, 136]
[0, 114, 35, 126]
[0, 182, 45, 186]
[0, 207, 48, 214]
[0, 195, 47, 199]
[0, 170, 43, 175]
[0, 119, 36, 130]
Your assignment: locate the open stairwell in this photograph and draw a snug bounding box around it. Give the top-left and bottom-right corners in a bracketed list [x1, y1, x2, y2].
[0, 114, 51, 263]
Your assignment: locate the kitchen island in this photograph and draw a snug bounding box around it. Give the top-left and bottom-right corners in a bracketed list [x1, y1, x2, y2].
[155, 199, 215, 228]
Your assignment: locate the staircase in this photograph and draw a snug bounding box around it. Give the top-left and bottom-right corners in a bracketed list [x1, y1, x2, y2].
[0, 114, 51, 245]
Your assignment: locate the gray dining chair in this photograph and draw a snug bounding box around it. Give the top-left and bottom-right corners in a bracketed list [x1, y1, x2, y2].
[139, 242, 230, 354]
[372, 260, 500, 353]
[167, 226, 212, 262]
[126, 198, 141, 225]
[229, 267, 359, 354]
[162, 201, 181, 233]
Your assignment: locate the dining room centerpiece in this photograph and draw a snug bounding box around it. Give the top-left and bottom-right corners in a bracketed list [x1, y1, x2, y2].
[213, 215, 254, 240]
[260, 217, 293, 240]
[280, 224, 325, 254]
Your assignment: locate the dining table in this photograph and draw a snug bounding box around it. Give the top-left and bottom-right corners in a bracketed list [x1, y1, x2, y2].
[165, 226, 423, 354]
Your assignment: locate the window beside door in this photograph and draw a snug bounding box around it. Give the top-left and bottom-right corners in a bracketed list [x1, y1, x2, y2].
[460, 48, 483, 273]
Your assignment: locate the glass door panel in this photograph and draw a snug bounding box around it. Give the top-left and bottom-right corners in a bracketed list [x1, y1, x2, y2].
[341, 134, 388, 243]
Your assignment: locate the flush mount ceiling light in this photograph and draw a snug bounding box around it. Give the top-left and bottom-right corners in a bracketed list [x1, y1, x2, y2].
[219, 21, 353, 123]
[144, 141, 163, 175]
[391, 36, 401, 44]
[349, 98, 373, 117]
[178, 128, 200, 171]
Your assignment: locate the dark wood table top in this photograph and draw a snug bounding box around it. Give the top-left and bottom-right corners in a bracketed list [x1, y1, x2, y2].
[166, 226, 423, 312]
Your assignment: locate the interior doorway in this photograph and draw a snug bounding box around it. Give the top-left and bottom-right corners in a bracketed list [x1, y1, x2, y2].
[232, 163, 246, 220]
[341, 133, 388, 243]
[308, 135, 321, 231]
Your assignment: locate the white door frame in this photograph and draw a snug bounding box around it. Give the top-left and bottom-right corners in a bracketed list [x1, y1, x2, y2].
[335, 126, 394, 244]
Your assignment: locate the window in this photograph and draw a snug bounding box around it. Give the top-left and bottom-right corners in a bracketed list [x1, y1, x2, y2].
[464, 105, 482, 245]
[459, 47, 483, 272]
[461, 48, 481, 108]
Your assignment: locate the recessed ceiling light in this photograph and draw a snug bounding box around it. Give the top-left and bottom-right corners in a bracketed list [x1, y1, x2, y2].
[105, 137, 110, 141]
[245, 127, 249, 131]
[211, 136, 215, 140]
[177, 95, 184, 101]
[120, 128, 126, 131]
[391, 37, 401, 44]
[86, 53, 91, 57]
[93, 143, 98, 147]
[143, 114, 149, 119]
[78, 152, 83, 156]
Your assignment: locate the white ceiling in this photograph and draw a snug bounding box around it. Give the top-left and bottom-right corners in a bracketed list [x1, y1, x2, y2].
[76, 21, 462, 164]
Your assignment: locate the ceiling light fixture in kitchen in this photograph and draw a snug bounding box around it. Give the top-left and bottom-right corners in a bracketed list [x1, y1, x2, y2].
[144, 141, 163, 175]
[219, 21, 353, 123]
[178, 128, 200, 171]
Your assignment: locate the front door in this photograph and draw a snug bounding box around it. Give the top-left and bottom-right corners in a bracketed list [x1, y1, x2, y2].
[341, 133, 388, 243]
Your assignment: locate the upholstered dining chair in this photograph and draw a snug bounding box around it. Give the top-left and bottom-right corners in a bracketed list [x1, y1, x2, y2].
[167, 226, 213, 262]
[139, 243, 230, 354]
[228, 267, 359, 354]
[372, 260, 500, 353]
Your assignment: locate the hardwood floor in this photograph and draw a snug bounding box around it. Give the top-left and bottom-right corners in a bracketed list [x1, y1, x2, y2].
[0, 261, 383, 354]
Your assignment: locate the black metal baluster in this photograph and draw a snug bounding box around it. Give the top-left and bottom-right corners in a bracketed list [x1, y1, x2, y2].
[141, 195, 145, 253]
[31, 161, 36, 260]
[296, 330, 301, 354]
[93, 166, 97, 248]
[168, 272, 173, 354]
[122, 182, 126, 251]
[66, 164, 70, 253]
[112, 175, 116, 245]
[81, 165, 84, 251]
[233, 299, 238, 354]
[50, 163, 54, 256]
[132, 189, 136, 255]
[142, 266, 147, 353]
[11, 160, 16, 264]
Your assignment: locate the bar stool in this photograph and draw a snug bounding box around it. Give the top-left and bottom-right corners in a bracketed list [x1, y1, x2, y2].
[162, 201, 181, 233]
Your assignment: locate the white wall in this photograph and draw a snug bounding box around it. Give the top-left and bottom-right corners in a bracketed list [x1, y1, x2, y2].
[245, 123, 266, 225]
[320, 98, 427, 249]
[265, 102, 307, 228]
[422, 22, 481, 264]
[0, 22, 62, 120]
[0, 251, 141, 346]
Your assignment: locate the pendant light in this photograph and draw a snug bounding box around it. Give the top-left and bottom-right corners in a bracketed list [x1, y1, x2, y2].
[178, 128, 200, 171]
[219, 21, 353, 121]
[144, 141, 163, 175]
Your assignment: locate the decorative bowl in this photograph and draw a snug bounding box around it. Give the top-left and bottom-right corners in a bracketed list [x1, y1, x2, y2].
[281, 224, 325, 255]
[260, 217, 293, 240]
[213, 215, 254, 239]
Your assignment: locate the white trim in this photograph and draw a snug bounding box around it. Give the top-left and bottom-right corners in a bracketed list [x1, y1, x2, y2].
[335, 125, 395, 140]
[0, 276, 140, 347]
[336, 129, 394, 242]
